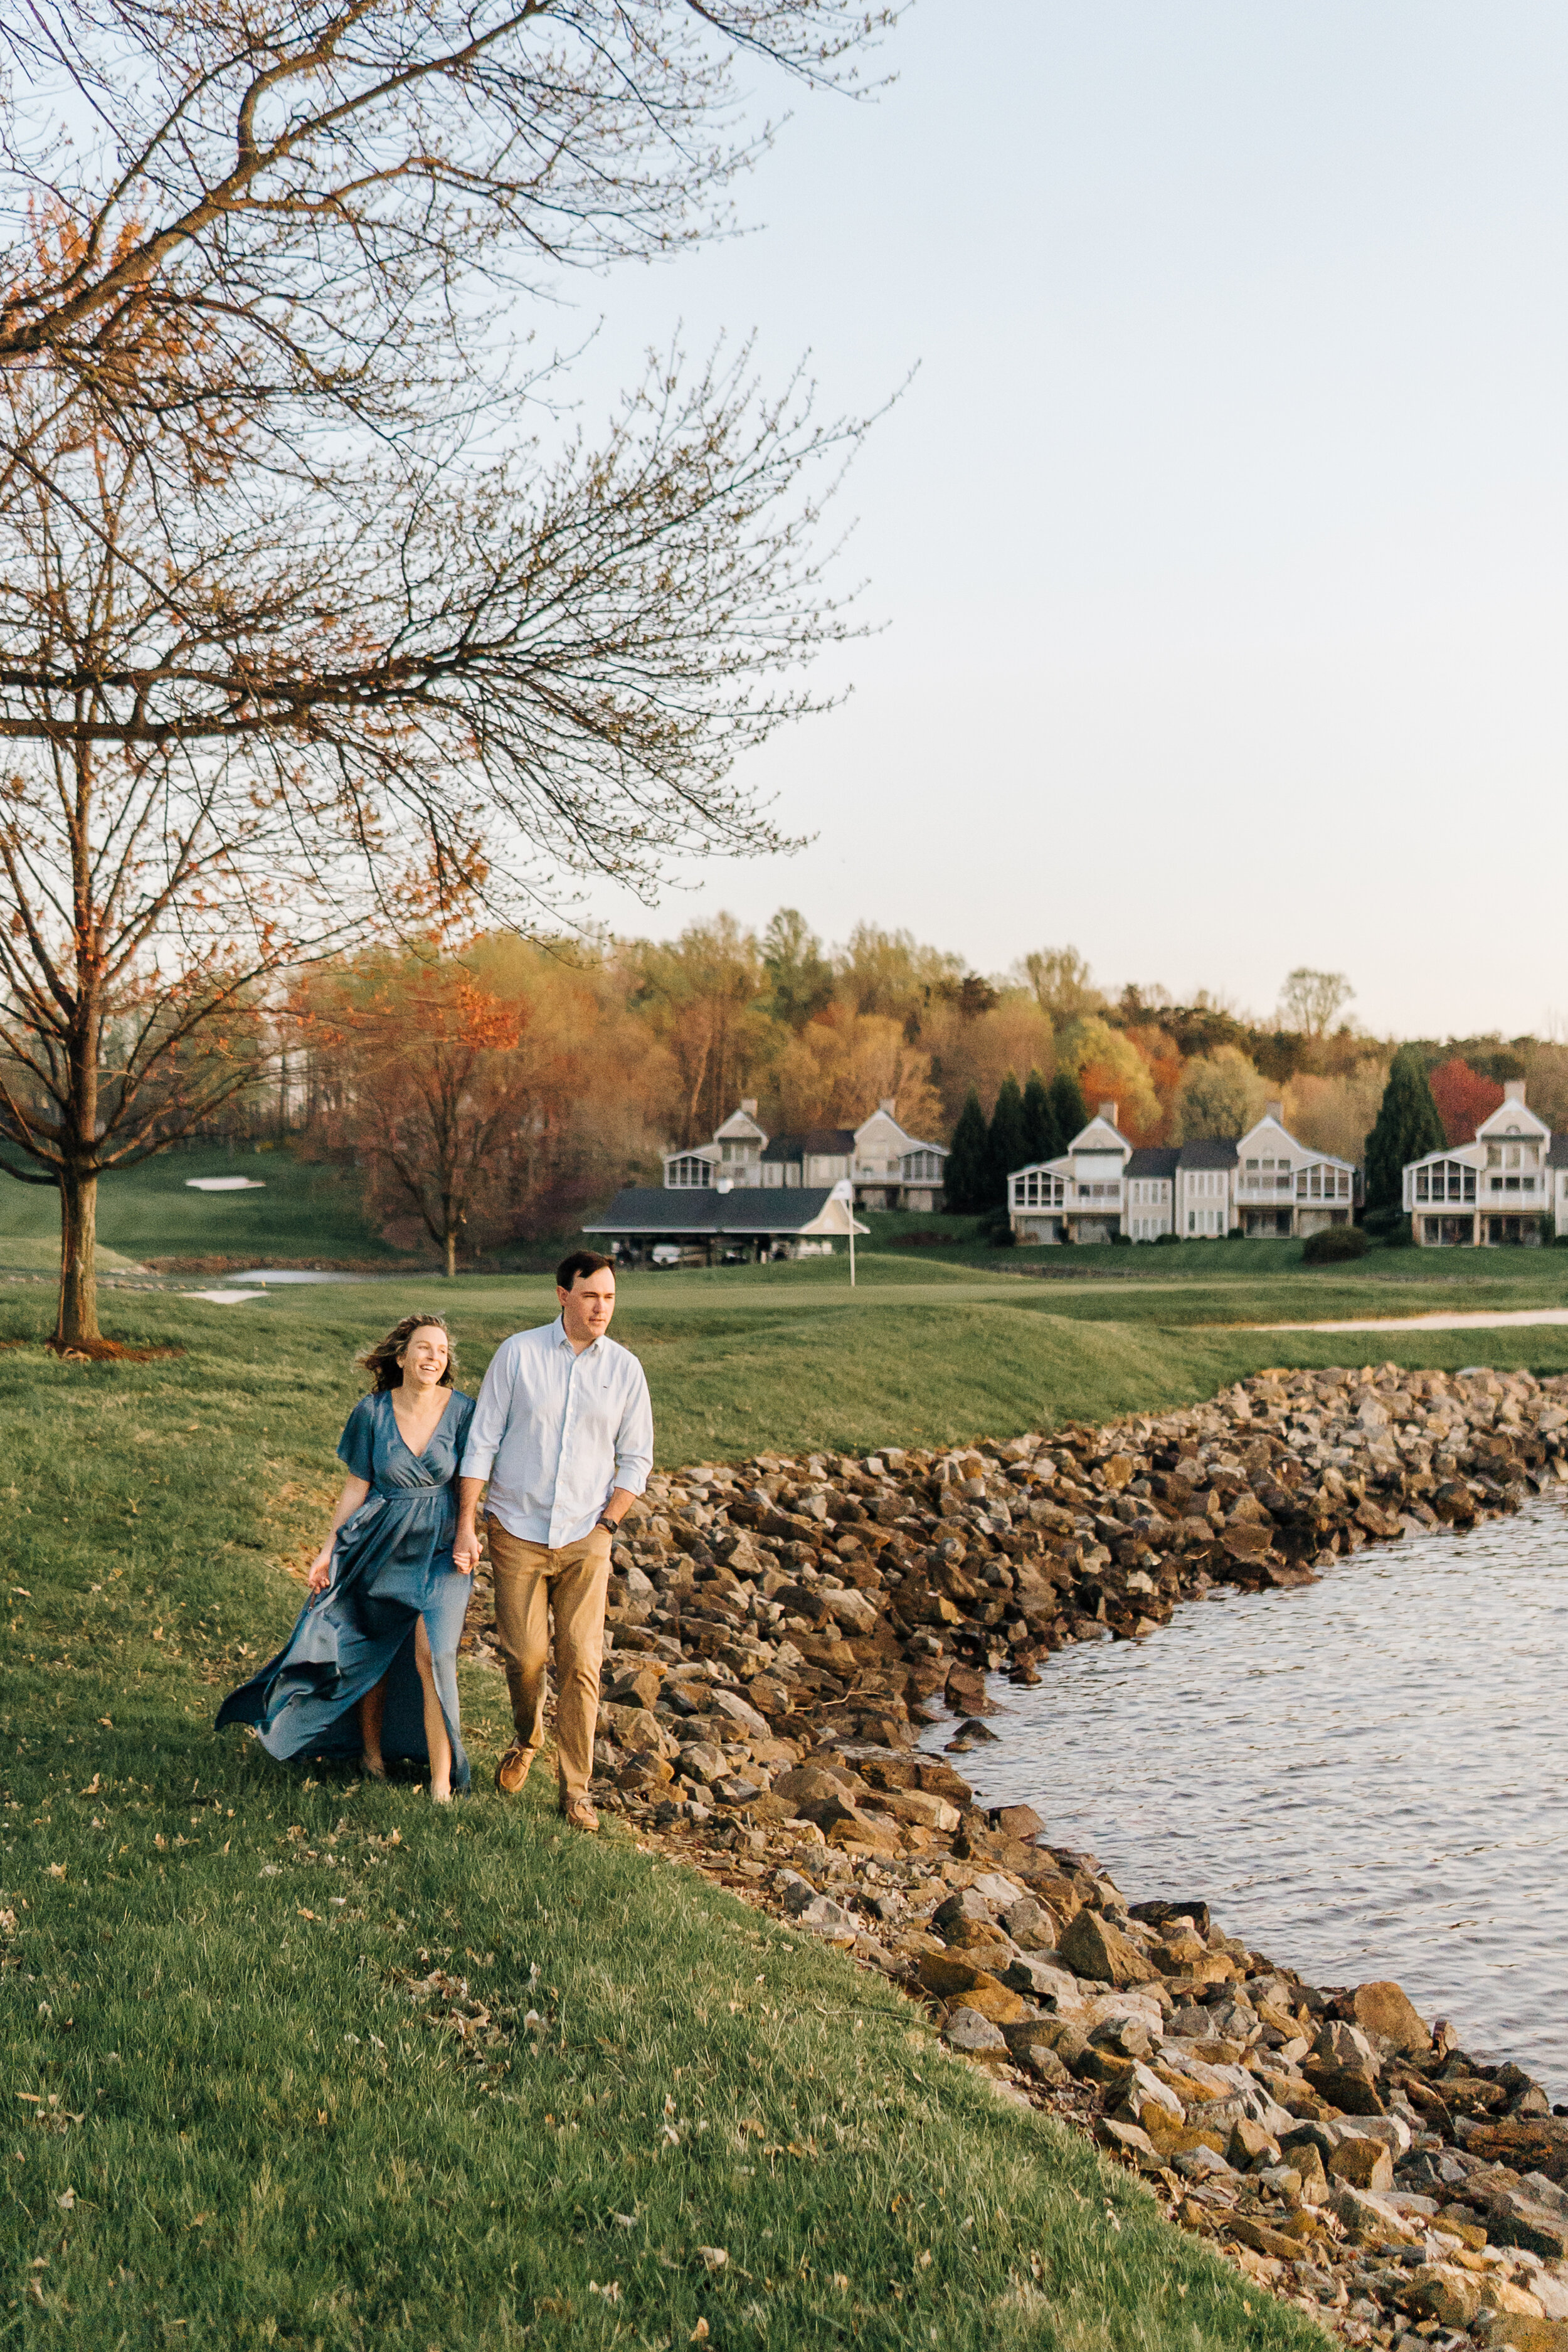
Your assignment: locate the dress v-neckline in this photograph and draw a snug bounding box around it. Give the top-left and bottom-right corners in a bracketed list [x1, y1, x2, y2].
[387, 1388, 454, 1464]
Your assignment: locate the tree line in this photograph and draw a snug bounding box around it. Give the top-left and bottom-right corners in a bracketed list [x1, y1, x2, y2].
[153, 927, 1564, 1265]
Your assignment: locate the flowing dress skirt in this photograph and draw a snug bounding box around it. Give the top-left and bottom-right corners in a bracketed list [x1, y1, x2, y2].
[216, 1484, 472, 1790]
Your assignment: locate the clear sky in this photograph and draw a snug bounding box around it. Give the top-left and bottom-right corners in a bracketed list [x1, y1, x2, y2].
[558, 1, 1568, 1040]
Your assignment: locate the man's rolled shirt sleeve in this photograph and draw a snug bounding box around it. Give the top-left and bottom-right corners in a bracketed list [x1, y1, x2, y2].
[460, 1341, 515, 1483]
[612, 1367, 655, 1497]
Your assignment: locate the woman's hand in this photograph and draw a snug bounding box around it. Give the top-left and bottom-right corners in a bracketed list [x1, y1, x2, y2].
[307, 1547, 334, 1596]
[452, 1527, 480, 1575]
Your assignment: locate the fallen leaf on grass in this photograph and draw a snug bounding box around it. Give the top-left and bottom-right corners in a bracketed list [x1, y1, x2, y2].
[45, 1863, 65, 1880]
[691, 2323, 709, 2344]
[79, 1776, 99, 1797]
[55, 2188, 73, 2210]
[697, 2247, 728, 2272]
[588, 2280, 622, 2303]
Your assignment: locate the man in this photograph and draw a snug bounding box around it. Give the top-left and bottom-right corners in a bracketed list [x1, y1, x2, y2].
[457, 1250, 653, 1830]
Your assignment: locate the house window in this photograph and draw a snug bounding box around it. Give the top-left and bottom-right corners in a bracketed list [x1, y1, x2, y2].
[668, 1155, 712, 1188]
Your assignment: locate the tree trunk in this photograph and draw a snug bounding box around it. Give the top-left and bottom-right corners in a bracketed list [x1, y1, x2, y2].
[56, 1163, 101, 1347]
[444, 1225, 457, 1279]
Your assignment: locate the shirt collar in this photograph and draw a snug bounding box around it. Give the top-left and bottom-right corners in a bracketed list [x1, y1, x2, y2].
[554, 1315, 600, 1357]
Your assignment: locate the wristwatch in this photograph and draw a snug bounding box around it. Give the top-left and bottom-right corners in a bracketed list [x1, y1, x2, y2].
[597, 1516, 620, 1535]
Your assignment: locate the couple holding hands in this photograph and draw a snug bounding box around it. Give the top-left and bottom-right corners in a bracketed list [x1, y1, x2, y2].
[217, 1253, 652, 1826]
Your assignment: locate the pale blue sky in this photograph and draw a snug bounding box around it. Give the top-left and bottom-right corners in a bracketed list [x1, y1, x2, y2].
[562, 2, 1568, 1039]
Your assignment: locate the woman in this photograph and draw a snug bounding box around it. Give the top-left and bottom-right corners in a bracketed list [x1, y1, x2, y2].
[217, 1315, 479, 1798]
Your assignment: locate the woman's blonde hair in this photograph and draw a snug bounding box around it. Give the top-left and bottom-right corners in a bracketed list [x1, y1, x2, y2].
[358, 1313, 457, 1392]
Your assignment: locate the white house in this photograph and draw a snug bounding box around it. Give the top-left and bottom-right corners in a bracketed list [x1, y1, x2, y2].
[662, 1099, 766, 1190]
[665, 1098, 948, 1211]
[1008, 1100, 1357, 1243]
[849, 1098, 948, 1211]
[1403, 1081, 1565, 1246]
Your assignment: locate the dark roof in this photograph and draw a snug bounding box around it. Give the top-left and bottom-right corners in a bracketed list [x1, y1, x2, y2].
[583, 1185, 844, 1237]
[1177, 1138, 1239, 1170]
[1549, 1134, 1568, 1168]
[761, 1128, 854, 1162]
[1125, 1147, 1179, 1178]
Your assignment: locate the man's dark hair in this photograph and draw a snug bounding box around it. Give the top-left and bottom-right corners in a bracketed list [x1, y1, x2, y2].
[556, 1249, 615, 1291]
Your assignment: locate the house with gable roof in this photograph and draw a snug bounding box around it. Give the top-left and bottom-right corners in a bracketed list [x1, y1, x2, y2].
[1403, 1079, 1565, 1245]
[1007, 1099, 1359, 1243]
[662, 1099, 767, 1190]
[662, 1096, 948, 1212]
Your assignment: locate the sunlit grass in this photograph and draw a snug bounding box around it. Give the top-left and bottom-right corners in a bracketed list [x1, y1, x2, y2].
[0, 1315, 1333, 2350]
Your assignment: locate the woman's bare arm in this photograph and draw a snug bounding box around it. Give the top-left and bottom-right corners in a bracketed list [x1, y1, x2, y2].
[307, 1476, 372, 1594]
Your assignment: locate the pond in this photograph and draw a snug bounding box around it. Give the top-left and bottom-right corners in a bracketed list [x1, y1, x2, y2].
[922, 1494, 1568, 2099]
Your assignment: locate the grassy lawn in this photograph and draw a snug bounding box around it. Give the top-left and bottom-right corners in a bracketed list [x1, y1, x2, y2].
[0, 1146, 406, 1269]
[0, 1302, 1335, 2352]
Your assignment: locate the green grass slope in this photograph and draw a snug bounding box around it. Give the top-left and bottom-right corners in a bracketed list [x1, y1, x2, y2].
[0, 1146, 406, 1267]
[0, 1306, 1330, 2351]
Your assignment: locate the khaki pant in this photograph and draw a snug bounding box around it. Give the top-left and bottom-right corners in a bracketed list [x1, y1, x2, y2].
[487, 1518, 612, 1802]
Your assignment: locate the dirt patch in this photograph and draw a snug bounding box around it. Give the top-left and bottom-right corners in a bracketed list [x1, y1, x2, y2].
[44, 1336, 186, 1363]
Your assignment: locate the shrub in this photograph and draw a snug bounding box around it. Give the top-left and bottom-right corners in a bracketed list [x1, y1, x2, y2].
[1302, 1225, 1368, 1265]
[1152, 1230, 1181, 1248]
[1225, 1225, 1246, 1240]
[1110, 1229, 1131, 1247]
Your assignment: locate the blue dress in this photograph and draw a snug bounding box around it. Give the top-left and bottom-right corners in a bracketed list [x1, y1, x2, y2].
[216, 1387, 476, 1789]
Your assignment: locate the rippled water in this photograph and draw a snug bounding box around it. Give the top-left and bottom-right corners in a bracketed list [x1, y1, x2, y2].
[922, 1496, 1568, 2097]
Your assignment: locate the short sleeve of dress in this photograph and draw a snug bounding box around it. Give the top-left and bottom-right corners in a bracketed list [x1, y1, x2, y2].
[449, 1391, 477, 1453]
[336, 1394, 378, 1483]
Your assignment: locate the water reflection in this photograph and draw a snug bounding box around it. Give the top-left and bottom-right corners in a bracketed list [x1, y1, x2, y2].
[921, 1495, 1568, 2097]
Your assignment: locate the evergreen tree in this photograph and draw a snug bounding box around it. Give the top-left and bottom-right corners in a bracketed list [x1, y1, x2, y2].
[945, 1089, 990, 1214]
[1364, 1046, 1445, 1214]
[1020, 1067, 1059, 1164]
[1047, 1067, 1089, 1147]
[985, 1071, 1028, 1207]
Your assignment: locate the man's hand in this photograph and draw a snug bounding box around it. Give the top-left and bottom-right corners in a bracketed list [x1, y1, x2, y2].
[452, 1524, 481, 1574]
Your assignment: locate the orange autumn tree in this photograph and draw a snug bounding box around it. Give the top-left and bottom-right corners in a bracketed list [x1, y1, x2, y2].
[295, 953, 532, 1277]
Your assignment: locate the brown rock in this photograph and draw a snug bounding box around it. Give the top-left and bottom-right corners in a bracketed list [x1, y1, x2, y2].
[994, 1802, 1046, 1842]
[608, 1664, 663, 1709]
[1227, 2117, 1278, 2168]
[1328, 2136, 1394, 2192]
[1073, 2047, 1136, 2091]
[954, 1979, 1029, 2025]
[942, 1916, 1014, 1961]
[916, 1952, 1005, 2001]
[1305, 2062, 1385, 2117]
[877, 1785, 961, 1833]
[1472, 2321, 1568, 2352]
[1350, 1979, 1430, 2054]
[1404, 2264, 1483, 2328]
[1226, 2215, 1303, 2264]
[1059, 1908, 1157, 1987]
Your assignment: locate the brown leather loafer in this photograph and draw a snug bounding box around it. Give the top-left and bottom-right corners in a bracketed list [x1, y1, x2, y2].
[494, 1744, 533, 1796]
[561, 1798, 599, 1834]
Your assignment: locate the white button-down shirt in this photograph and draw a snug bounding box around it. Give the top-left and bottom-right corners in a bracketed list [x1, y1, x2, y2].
[460, 1318, 654, 1548]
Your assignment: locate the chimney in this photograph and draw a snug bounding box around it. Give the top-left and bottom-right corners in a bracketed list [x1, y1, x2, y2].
[1266, 1099, 1283, 1122]
[1098, 1099, 1118, 1125]
[1504, 1080, 1526, 1103]
[741, 1098, 758, 1118]
[878, 1096, 896, 1116]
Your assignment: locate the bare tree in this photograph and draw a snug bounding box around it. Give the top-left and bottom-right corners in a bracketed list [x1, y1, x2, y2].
[1279, 968, 1355, 1038]
[1021, 945, 1101, 1026]
[0, 341, 862, 1345]
[0, 0, 889, 454]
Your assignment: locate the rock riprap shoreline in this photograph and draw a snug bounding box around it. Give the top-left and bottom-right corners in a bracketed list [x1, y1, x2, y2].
[460, 1360, 1568, 2348]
